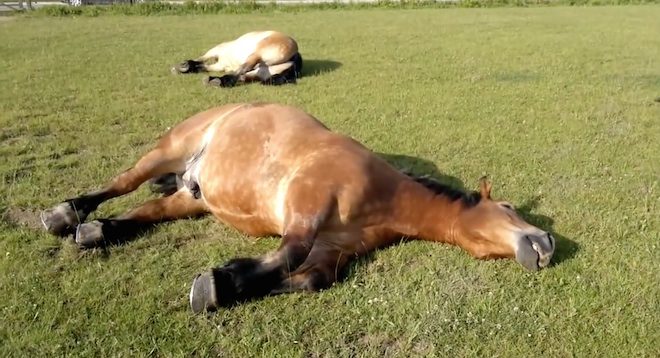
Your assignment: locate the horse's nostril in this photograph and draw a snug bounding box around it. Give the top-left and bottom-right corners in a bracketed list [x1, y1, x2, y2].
[515, 236, 541, 271]
[547, 233, 556, 252]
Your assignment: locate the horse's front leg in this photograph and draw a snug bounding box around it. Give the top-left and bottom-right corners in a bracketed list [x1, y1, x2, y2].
[189, 184, 334, 313]
[41, 148, 183, 237]
[188, 223, 318, 313]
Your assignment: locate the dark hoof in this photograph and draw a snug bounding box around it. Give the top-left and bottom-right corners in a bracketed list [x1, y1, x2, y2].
[172, 62, 188, 74]
[205, 75, 238, 88]
[41, 202, 84, 236]
[75, 220, 105, 248]
[189, 271, 219, 314]
[172, 60, 200, 74]
[262, 72, 297, 86]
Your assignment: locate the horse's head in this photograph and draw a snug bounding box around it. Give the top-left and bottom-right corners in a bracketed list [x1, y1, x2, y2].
[454, 178, 555, 271]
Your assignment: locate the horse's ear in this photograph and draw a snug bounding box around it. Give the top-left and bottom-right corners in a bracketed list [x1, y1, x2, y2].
[479, 176, 492, 200]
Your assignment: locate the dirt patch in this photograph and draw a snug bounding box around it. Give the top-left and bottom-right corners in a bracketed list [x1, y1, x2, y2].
[1, 206, 44, 230]
[358, 332, 403, 356]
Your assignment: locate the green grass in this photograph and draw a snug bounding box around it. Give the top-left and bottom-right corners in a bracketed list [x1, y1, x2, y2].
[1, 6, 659, 357]
[25, 0, 660, 17]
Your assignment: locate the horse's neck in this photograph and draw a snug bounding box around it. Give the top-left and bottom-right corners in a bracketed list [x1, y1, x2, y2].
[388, 180, 461, 244]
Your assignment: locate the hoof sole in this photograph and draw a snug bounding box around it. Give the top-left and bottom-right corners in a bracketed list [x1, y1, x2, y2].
[189, 271, 218, 314]
[41, 202, 81, 236]
[75, 220, 105, 248]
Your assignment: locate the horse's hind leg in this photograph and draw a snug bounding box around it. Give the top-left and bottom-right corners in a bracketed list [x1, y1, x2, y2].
[204, 54, 263, 88]
[74, 188, 208, 248]
[257, 52, 303, 84]
[229, 62, 297, 87]
[41, 148, 184, 237]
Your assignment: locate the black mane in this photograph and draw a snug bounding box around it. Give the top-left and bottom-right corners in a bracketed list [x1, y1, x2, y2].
[401, 171, 482, 207]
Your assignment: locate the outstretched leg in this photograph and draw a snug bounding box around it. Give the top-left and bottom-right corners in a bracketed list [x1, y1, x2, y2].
[189, 183, 332, 313]
[189, 242, 352, 313]
[204, 54, 263, 88]
[188, 222, 319, 313]
[75, 188, 208, 248]
[41, 147, 184, 237]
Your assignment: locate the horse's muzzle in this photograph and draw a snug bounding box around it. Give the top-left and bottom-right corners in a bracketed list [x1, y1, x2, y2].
[515, 232, 555, 271]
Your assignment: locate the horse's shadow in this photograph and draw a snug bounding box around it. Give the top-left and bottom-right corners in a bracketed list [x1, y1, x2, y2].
[301, 59, 342, 77]
[515, 197, 579, 267]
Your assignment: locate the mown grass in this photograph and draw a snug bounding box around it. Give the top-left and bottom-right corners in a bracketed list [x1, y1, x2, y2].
[1, 6, 659, 357]
[27, 0, 660, 17]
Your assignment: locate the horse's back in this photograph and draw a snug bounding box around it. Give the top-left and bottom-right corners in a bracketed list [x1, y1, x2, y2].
[205, 31, 298, 70]
[202, 103, 335, 183]
[155, 103, 245, 159]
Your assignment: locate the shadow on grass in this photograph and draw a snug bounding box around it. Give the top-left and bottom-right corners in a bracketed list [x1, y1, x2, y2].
[301, 59, 342, 77]
[377, 152, 465, 189]
[515, 196, 579, 267]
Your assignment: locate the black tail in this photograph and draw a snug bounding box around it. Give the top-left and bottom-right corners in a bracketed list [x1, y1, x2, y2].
[290, 52, 303, 78]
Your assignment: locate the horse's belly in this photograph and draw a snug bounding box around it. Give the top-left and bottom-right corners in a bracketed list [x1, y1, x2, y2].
[199, 167, 284, 237]
[210, 209, 278, 237]
[200, 174, 282, 237]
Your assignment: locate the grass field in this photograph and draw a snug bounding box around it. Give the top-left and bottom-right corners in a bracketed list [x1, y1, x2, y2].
[1, 6, 659, 357]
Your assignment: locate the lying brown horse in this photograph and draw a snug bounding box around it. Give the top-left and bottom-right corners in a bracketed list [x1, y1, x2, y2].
[41, 103, 555, 314]
[171, 31, 302, 87]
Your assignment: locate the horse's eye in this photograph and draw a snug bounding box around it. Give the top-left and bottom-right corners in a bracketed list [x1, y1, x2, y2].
[500, 203, 514, 210]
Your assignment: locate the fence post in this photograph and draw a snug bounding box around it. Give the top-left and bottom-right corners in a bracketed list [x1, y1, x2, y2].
[18, 0, 33, 10]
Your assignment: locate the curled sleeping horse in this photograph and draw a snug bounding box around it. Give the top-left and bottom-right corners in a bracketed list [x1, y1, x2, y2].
[171, 31, 302, 87]
[40, 103, 555, 314]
